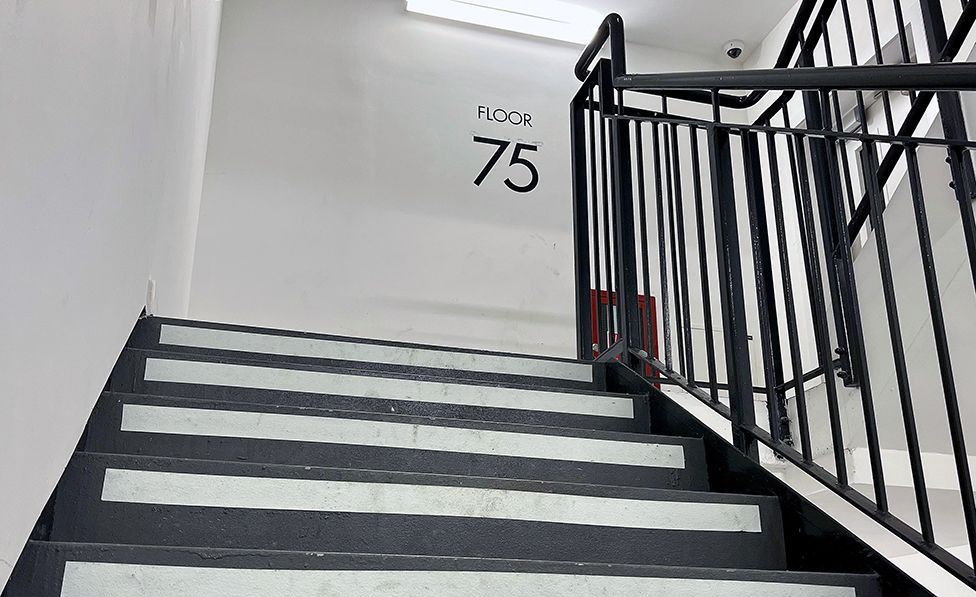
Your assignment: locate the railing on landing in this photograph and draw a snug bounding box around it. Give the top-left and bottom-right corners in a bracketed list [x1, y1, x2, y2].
[570, 0, 976, 588]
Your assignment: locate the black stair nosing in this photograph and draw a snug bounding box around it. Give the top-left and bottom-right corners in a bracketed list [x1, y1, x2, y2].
[93, 390, 693, 445]
[8, 541, 883, 597]
[115, 347, 629, 400]
[133, 315, 597, 370]
[50, 453, 787, 571]
[86, 393, 709, 491]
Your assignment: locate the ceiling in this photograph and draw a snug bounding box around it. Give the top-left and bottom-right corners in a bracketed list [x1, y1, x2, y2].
[576, 0, 799, 63]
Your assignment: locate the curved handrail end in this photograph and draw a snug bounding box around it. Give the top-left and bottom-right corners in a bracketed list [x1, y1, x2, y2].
[575, 13, 625, 82]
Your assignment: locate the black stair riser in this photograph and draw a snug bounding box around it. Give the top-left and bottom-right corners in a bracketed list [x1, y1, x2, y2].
[86, 434, 699, 490]
[50, 505, 782, 569]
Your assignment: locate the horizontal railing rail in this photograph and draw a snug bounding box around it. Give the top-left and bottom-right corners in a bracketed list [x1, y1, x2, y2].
[576, 1, 825, 108]
[616, 62, 976, 92]
[571, 2, 976, 589]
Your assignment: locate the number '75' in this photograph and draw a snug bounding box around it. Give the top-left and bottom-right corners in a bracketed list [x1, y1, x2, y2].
[473, 136, 539, 193]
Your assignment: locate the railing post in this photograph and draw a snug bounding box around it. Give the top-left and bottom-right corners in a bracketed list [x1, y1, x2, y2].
[599, 62, 641, 366]
[707, 124, 759, 461]
[798, 50, 856, 386]
[741, 131, 788, 445]
[570, 90, 593, 360]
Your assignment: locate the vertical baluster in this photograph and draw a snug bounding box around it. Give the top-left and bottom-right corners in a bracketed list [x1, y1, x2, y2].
[670, 124, 695, 381]
[838, 0, 873, 161]
[664, 122, 687, 374]
[799, 49, 857, 386]
[822, 22, 859, 220]
[782, 105, 821, 360]
[571, 88, 593, 359]
[690, 126, 719, 402]
[607, 86, 642, 362]
[599, 112, 615, 347]
[819, 97, 888, 510]
[891, 0, 917, 101]
[587, 88, 604, 355]
[905, 145, 966, 546]
[635, 124, 654, 361]
[708, 119, 758, 461]
[789, 127, 849, 483]
[860, 141, 933, 540]
[652, 123, 674, 370]
[865, 0, 897, 136]
[837, 0, 877, 244]
[766, 131, 812, 457]
[742, 132, 787, 442]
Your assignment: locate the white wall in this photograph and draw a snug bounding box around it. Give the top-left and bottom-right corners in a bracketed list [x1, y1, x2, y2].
[0, 0, 221, 585]
[188, 0, 726, 357]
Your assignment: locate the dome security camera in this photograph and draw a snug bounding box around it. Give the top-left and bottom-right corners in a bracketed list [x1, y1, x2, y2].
[724, 40, 745, 60]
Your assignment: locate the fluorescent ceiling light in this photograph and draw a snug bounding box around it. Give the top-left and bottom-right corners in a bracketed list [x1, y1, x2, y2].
[405, 0, 603, 45]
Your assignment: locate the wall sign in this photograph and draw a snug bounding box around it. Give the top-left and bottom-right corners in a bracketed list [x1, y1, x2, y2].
[478, 105, 533, 127]
[474, 105, 539, 194]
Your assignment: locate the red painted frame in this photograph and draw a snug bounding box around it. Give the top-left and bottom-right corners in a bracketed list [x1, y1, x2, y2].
[589, 289, 658, 377]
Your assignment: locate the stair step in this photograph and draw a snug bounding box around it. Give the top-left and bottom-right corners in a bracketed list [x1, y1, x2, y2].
[129, 317, 600, 389]
[8, 541, 881, 597]
[84, 392, 708, 490]
[51, 453, 785, 569]
[111, 350, 646, 432]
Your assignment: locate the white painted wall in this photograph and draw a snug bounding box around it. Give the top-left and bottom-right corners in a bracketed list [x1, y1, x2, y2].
[0, 0, 221, 586]
[188, 0, 727, 357]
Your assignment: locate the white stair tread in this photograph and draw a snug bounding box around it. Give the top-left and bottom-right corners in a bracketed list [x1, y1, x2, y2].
[99, 468, 763, 533]
[60, 563, 857, 597]
[119, 403, 682, 468]
[160, 323, 593, 382]
[143, 358, 632, 419]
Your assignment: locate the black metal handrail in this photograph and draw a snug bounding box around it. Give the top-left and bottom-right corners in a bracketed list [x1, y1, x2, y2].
[575, 13, 626, 81]
[576, 1, 822, 108]
[570, 1, 976, 589]
[616, 62, 976, 92]
[581, 1, 976, 242]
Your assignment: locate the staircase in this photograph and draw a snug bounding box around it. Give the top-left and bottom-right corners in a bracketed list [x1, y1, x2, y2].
[3, 316, 881, 596]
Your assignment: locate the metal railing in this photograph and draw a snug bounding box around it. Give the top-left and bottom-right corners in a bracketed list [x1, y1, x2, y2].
[571, 0, 976, 587]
